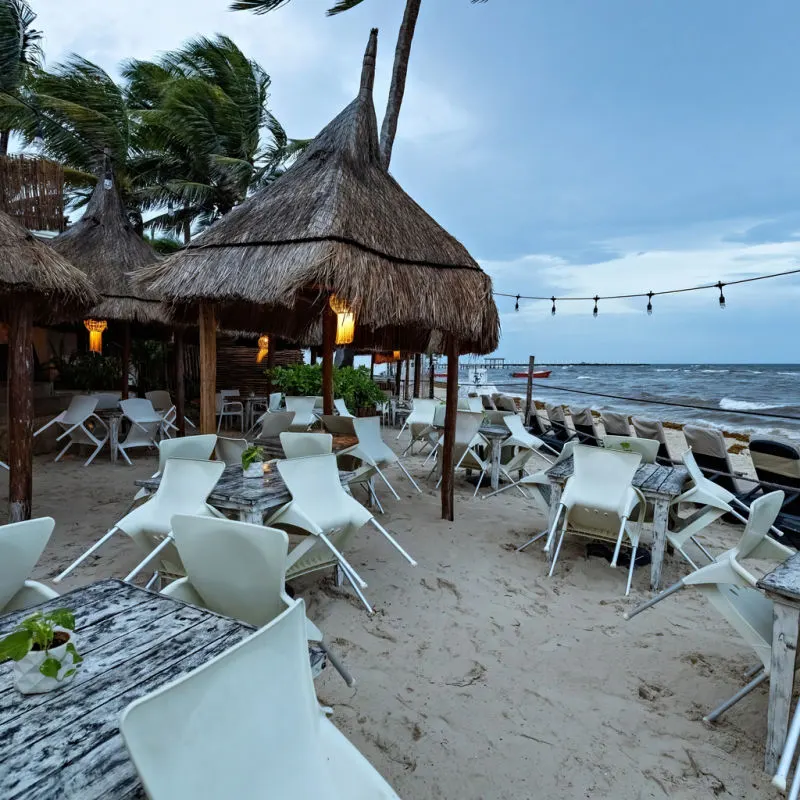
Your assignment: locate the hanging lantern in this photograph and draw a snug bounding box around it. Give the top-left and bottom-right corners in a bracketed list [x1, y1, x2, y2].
[256, 334, 270, 363]
[393, 350, 401, 360]
[84, 319, 108, 354]
[329, 295, 355, 345]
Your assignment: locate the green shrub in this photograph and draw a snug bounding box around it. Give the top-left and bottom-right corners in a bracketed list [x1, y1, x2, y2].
[267, 364, 384, 410]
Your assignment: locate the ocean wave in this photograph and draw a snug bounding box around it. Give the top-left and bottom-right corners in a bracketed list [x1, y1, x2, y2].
[779, 372, 800, 376]
[700, 369, 729, 373]
[576, 376, 591, 380]
[719, 397, 779, 411]
[655, 368, 677, 372]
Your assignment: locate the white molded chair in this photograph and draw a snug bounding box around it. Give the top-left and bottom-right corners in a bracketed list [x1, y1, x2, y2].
[53, 459, 226, 585]
[334, 398, 354, 418]
[216, 392, 244, 433]
[280, 432, 332, 459]
[602, 435, 660, 464]
[285, 397, 318, 431]
[397, 398, 438, 443]
[0, 517, 59, 613]
[434, 411, 488, 497]
[268, 392, 283, 412]
[544, 445, 645, 595]
[321, 414, 356, 436]
[92, 391, 121, 410]
[146, 390, 178, 438]
[626, 491, 793, 724]
[120, 600, 400, 800]
[346, 416, 421, 499]
[215, 437, 248, 467]
[35, 395, 108, 466]
[162, 515, 353, 686]
[268, 454, 416, 613]
[118, 399, 163, 465]
[253, 410, 295, 439]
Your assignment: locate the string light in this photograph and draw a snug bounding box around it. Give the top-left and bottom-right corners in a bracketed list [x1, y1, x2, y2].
[646, 291, 653, 315]
[514, 294, 520, 312]
[592, 295, 599, 317]
[551, 296, 556, 316]
[717, 281, 726, 309]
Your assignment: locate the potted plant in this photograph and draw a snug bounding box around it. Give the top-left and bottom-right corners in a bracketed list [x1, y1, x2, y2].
[0, 609, 82, 694]
[242, 444, 265, 478]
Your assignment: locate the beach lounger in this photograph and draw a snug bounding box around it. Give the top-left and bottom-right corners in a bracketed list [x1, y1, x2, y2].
[602, 435, 659, 464]
[545, 404, 576, 445]
[527, 405, 567, 453]
[630, 417, 674, 465]
[162, 515, 353, 685]
[626, 491, 793, 722]
[118, 398, 163, 465]
[570, 407, 601, 446]
[600, 410, 632, 437]
[35, 395, 109, 466]
[749, 437, 800, 542]
[280, 432, 333, 459]
[120, 601, 400, 800]
[285, 396, 318, 431]
[0, 517, 59, 613]
[481, 394, 496, 410]
[682, 425, 753, 496]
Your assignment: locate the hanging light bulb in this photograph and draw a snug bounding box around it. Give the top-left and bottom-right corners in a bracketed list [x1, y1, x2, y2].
[84, 319, 108, 354]
[716, 281, 726, 309]
[256, 334, 270, 363]
[329, 294, 356, 345]
[593, 295, 599, 318]
[551, 296, 557, 316]
[514, 294, 520, 312]
[32, 122, 44, 150]
[646, 291, 653, 315]
[393, 350, 401, 360]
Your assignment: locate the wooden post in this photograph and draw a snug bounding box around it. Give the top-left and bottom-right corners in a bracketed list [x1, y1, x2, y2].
[174, 328, 186, 437]
[394, 355, 402, 397]
[441, 339, 459, 521]
[121, 322, 131, 399]
[198, 303, 217, 434]
[413, 353, 422, 398]
[524, 354, 535, 425]
[404, 356, 410, 400]
[265, 335, 276, 396]
[369, 353, 375, 380]
[310, 347, 317, 365]
[8, 300, 34, 522]
[322, 303, 336, 415]
[429, 354, 435, 399]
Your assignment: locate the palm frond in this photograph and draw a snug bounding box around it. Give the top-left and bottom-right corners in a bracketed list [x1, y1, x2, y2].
[326, 0, 367, 16]
[228, 0, 291, 14]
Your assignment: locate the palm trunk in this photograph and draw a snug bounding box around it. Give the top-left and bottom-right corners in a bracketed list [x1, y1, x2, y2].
[379, 0, 422, 169]
[0, 130, 10, 156]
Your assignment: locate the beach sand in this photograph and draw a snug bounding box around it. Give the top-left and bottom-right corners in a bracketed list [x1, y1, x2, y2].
[1, 425, 780, 799]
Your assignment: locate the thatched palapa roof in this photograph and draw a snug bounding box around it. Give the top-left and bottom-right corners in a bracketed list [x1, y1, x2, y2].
[135, 29, 499, 354]
[0, 209, 98, 322]
[51, 178, 169, 325]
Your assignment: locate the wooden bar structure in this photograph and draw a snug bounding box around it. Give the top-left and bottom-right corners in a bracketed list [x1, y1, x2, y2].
[199, 303, 217, 434]
[8, 302, 34, 522]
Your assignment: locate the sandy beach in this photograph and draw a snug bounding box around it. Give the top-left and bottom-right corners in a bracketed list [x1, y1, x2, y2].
[1, 422, 780, 799]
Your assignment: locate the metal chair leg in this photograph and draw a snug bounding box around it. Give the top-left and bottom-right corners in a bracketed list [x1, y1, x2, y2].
[703, 670, 768, 723]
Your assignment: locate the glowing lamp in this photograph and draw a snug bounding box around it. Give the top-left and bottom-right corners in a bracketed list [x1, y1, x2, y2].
[84, 319, 108, 354]
[329, 295, 355, 345]
[256, 334, 270, 363]
[393, 350, 401, 360]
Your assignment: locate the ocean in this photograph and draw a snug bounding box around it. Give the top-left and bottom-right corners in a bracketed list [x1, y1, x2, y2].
[483, 363, 800, 438]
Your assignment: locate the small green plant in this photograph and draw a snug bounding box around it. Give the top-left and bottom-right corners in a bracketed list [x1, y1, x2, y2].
[242, 444, 265, 470]
[0, 609, 82, 679]
[266, 364, 384, 411]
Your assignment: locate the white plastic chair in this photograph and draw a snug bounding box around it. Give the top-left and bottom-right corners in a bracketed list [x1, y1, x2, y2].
[397, 398, 438, 442]
[346, 416, 421, 499]
[280, 432, 333, 459]
[285, 397, 318, 431]
[120, 600, 400, 800]
[118, 399, 163, 465]
[321, 414, 356, 436]
[544, 445, 645, 595]
[268, 392, 283, 412]
[434, 411, 488, 497]
[147, 389, 196, 432]
[268, 454, 416, 613]
[602, 435, 660, 464]
[34, 395, 108, 466]
[92, 391, 121, 410]
[162, 515, 353, 686]
[0, 517, 59, 613]
[215, 437, 248, 467]
[626, 491, 792, 723]
[216, 392, 243, 433]
[334, 398, 354, 418]
[253, 410, 295, 439]
[53, 458, 226, 585]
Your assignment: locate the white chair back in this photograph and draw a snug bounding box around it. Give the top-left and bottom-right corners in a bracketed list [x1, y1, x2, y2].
[564, 445, 642, 518]
[455, 411, 484, 449]
[170, 515, 290, 627]
[257, 411, 295, 438]
[735, 491, 790, 561]
[406, 399, 439, 426]
[63, 395, 99, 425]
[145, 391, 173, 413]
[334, 398, 354, 417]
[503, 413, 542, 450]
[432, 404, 447, 428]
[92, 392, 121, 411]
[121, 398, 161, 423]
[157, 435, 217, 474]
[602, 435, 660, 464]
[268, 392, 283, 412]
[320, 415, 356, 436]
[0, 517, 55, 610]
[215, 437, 247, 467]
[276, 453, 347, 516]
[280, 432, 332, 459]
[285, 397, 318, 425]
[351, 416, 394, 464]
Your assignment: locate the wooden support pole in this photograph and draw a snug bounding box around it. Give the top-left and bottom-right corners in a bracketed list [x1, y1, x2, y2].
[174, 328, 186, 437]
[265, 335, 276, 396]
[199, 303, 217, 434]
[394, 355, 402, 397]
[310, 347, 317, 365]
[404, 356, 410, 400]
[429, 354, 435, 399]
[121, 322, 131, 399]
[524, 354, 535, 426]
[441, 338, 459, 521]
[413, 353, 422, 398]
[322, 303, 336, 415]
[8, 300, 34, 522]
[369, 353, 375, 380]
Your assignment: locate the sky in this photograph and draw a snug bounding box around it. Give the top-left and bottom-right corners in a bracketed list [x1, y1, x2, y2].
[26, 0, 800, 363]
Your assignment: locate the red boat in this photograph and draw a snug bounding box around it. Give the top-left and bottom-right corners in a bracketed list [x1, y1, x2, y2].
[512, 370, 551, 379]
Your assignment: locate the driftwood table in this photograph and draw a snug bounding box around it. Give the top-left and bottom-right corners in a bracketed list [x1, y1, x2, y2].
[757, 552, 800, 773]
[546, 457, 689, 591]
[0, 579, 255, 799]
[479, 424, 510, 491]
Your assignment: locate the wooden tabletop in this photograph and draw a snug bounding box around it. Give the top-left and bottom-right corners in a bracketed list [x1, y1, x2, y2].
[0, 580, 254, 799]
[479, 424, 510, 439]
[758, 552, 800, 603]
[547, 455, 688, 498]
[253, 433, 358, 459]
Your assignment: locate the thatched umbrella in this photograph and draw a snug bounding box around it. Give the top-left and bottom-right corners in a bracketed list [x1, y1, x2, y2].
[136, 29, 499, 520]
[0, 210, 98, 521]
[50, 176, 169, 399]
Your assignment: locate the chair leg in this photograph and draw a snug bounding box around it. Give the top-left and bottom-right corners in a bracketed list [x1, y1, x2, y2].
[369, 519, 416, 566]
[516, 530, 548, 552]
[368, 480, 384, 514]
[117, 445, 132, 466]
[396, 460, 421, 493]
[623, 579, 685, 620]
[54, 440, 73, 463]
[338, 564, 374, 614]
[703, 670, 768, 723]
[689, 535, 715, 563]
[472, 469, 485, 498]
[625, 540, 638, 596]
[54, 526, 120, 582]
[318, 640, 356, 687]
[548, 517, 569, 577]
[611, 516, 629, 568]
[85, 438, 107, 467]
[145, 571, 161, 590]
[544, 504, 565, 553]
[375, 466, 400, 500]
[318, 532, 367, 588]
[124, 534, 175, 582]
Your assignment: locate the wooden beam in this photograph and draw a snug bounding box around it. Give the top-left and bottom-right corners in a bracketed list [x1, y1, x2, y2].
[441, 338, 459, 521]
[120, 322, 131, 399]
[174, 328, 185, 437]
[8, 300, 34, 522]
[198, 303, 217, 434]
[322, 303, 336, 415]
[428, 354, 435, 399]
[369, 353, 375, 380]
[403, 356, 410, 400]
[265, 335, 276, 396]
[394, 355, 402, 397]
[524, 354, 535, 426]
[413, 353, 422, 398]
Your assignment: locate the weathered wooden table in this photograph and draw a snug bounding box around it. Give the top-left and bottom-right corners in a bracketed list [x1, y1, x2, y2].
[0, 580, 254, 799]
[479, 423, 510, 491]
[546, 457, 688, 590]
[757, 553, 800, 773]
[253, 432, 358, 460]
[96, 409, 124, 464]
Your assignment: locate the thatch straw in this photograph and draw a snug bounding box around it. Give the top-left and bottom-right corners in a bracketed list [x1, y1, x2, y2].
[0, 156, 66, 233]
[0, 209, 98, 322]
[135, 29, 499, 354]
[51, 178, 170, 325]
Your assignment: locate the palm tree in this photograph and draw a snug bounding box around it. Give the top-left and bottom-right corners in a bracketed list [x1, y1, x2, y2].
[230, 0, 488, 169]
[0, 0, 43, 154]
